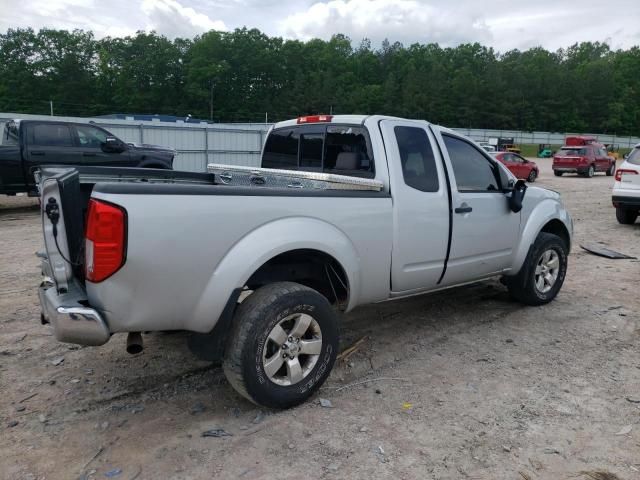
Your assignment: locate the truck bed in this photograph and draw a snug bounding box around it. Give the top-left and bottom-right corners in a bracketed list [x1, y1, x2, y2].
[38, 166, 393, 336]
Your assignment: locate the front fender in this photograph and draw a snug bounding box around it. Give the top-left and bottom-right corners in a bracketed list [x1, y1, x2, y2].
[511, 196, 572, 274]
[192, 216, 361, 332]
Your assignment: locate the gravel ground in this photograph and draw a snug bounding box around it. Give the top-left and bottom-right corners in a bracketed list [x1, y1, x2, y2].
[1, 160, 639, 480]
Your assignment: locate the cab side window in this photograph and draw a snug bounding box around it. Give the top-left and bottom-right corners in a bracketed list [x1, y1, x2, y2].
[394, 126, 439, 192]
[443, 134, 500, 192]
[31, 124, 73, 147]
[76, 125, 108, 148]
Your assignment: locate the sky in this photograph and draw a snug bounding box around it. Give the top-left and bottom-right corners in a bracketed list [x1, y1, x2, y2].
[1, 0, 639, 52]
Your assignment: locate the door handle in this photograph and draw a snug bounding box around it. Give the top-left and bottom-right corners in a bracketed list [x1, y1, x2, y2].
[455, 204, 472, 214]
[31, 151, 45, 156]
[82, 152, 97, 157]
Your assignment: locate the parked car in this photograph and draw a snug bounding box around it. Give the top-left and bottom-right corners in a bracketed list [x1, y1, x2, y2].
[537, 144, 553, 158]
[0, 119, 175, 195]
[36, 115, 572, 409]
[492, 152, 539, 182]
[553, 144, 615, 178]
[478, 141, 496, 152]
[612, 142, 640, 224]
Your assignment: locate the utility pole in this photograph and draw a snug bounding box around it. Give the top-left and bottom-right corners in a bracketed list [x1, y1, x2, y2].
[49, 100, 53, 116]
[265, 112, 268, 124]
[209, 81, 214, 121]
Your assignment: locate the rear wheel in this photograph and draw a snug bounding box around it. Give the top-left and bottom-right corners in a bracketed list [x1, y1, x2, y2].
[223, 282, 338, 409]
[554, 170, 563, 177]
[527, 170, 537, 182]
[616, 207, 638, 225]
[584, 165, 595, 178]
[505, 232, 568, 306]
[606, 163, 615, 176]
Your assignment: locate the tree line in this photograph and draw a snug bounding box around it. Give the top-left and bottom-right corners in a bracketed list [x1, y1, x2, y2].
[1, 27, 639, 134]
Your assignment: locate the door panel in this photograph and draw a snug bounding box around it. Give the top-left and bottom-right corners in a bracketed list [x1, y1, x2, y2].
[24, 123, 82, 180]
[435, 132, 520, 285]
[380, 120, 450, 293]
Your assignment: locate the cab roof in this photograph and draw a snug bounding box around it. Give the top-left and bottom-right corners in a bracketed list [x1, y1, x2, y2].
[273, 115, 370, 129]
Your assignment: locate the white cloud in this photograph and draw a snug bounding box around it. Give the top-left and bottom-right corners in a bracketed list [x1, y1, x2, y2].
[0, 0, 638, 51]
[280, 0, 492, 46]
[141, 0, 227, 37]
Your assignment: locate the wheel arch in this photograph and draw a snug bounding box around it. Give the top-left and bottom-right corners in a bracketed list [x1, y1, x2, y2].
[191, 217, 360, 333]
[510, 199, 572, 275]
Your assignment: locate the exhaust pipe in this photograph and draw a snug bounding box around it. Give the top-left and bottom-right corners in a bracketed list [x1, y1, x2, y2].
[126, 332, 143, 354]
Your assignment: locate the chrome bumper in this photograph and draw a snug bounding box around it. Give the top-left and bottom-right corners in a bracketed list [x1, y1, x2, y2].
[39, 279, 110, 346]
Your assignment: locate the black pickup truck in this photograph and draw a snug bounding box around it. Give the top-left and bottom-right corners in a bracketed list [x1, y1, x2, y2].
[0, 119, 176, 195]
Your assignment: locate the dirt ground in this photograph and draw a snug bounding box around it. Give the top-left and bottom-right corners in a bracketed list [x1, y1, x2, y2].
[1, 160, 639, 480]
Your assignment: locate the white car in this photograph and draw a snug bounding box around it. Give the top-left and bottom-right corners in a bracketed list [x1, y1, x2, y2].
[612, 143, 640, 224]
[478, 141, 496, 152]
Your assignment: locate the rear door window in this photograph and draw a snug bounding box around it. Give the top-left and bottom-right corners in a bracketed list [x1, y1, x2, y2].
[394, 126, 439, 192]
[627, 148, 640, 165]
[31, 124, 73, 147]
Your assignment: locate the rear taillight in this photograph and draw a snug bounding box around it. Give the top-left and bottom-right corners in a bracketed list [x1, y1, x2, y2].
[85, 199, 126, 282]
[615, 169, 638, 182]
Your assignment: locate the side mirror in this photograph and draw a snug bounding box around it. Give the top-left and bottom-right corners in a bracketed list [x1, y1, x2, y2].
[507, 179, 527, 213]
[101, 136, 126, 153]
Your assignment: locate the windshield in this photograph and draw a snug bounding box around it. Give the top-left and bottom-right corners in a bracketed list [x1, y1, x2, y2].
[627, 147, 640, 165]
[559, 147, 587, 156]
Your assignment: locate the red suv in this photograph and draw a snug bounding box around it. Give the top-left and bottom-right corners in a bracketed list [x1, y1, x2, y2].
[553, 144, 615, 178]
[492, 152, 539, 182]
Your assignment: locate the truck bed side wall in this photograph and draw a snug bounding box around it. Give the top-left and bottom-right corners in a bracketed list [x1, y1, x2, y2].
[87, 188, 393, 333]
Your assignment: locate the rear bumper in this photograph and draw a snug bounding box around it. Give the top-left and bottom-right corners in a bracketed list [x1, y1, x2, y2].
[612, 195, 640, 208]
[39, 279, 110, 346]
[553, 167, 588, 174]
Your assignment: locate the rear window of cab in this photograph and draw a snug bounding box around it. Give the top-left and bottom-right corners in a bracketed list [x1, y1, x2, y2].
[262, 125, 375, 178]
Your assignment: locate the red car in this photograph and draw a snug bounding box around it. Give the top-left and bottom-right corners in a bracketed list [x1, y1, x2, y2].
[492, 152, 539, 182]
[552, 144, 615, 178]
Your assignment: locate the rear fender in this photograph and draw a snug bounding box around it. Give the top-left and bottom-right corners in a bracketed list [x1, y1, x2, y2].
[192, 217, 361, 332]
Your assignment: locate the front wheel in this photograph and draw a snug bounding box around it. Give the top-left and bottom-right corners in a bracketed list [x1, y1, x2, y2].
[527, 170, 537, 182]
[606, 163, 615, 176]
[554, 170, 563, 177]
[223, 282, 338, 409]
[616, 207, 638, 225]
[505, 232, 568, 306]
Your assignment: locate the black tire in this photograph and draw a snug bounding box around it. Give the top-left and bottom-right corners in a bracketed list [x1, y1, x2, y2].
[584, 165, 595, 178]
[606, 163, 615, 176]
[554, 170, 563, 177]
[527, 170, 537, 182]
[505, 232, 568, 306]
[616, 207, 638, 225]
[223, 282, 338, 409]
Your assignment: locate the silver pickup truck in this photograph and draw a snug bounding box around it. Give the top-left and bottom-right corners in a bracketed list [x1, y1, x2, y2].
[37, 115, 572, 408]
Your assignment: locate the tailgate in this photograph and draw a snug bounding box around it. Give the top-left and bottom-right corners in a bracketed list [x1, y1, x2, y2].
[40, 169, 85, 292]
[553, 156, 582, 167]
[619, 171, 640, 190]
[38, 168, 110, 345]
